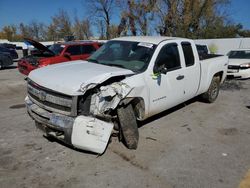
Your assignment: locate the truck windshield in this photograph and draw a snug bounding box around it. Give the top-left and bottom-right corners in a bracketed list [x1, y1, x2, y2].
[228, 50, 250, 59]
[49, 44, 64, 55]
[87, 40, 156, 72]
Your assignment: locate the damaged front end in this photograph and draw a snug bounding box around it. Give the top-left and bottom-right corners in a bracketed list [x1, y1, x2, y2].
[26, 76, 134, 154]
[73, 81, 134, 153]
[89, 82, 132, 117]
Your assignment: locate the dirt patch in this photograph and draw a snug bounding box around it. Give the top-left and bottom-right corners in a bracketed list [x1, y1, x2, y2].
[220, 80, 246, 91]
[0, 148, 15, 170]
[9, 104, 26, 109]
[218, 128, 238, 136]
[112, 149, 148, 170]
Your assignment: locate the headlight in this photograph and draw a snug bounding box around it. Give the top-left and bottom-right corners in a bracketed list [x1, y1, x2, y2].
[240, 63, 250, 68]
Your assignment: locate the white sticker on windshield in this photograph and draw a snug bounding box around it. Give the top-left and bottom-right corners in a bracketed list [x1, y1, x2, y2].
[138, 42, 153, 49]
[61, 45, 65, 48]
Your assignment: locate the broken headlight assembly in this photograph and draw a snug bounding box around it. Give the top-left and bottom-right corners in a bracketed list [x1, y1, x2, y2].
[240, 63, 250, 69]
[80, 83, 97, 93]
[78, 93, 92, 116]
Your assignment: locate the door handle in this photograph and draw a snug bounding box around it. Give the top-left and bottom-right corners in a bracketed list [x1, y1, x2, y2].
[176, 75, 184, 80]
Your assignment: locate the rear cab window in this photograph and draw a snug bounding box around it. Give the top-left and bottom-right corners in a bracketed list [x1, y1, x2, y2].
[181, 42, 195, 67]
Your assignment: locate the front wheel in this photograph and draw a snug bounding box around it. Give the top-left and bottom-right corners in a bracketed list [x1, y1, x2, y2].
[201, 76, 220, 103]
[117, 103, 139, 149]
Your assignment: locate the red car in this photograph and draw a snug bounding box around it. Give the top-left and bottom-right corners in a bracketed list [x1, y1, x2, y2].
[18, 38, 102, 75]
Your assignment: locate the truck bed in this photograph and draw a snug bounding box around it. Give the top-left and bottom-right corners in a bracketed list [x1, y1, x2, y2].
[198, 53, 223, 60]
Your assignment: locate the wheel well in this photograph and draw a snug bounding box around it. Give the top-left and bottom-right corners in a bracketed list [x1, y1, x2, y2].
[213, 71, 223, 81]
[119, 97, 145, 120]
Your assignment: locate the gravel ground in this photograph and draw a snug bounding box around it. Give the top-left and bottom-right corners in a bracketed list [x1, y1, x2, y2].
[0, 67, 250, 188]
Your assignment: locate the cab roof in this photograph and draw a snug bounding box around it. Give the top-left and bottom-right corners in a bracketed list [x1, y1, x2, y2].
[112, 36, 189, 45]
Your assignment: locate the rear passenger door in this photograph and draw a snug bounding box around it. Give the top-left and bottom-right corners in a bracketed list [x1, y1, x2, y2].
[65, 45, 82, 61]
[80, 45, 97, 60]
[180, 42, 200, 99]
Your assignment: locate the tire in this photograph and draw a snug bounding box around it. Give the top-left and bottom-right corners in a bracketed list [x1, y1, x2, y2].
[201, 76, 220, 103]
[117, 103, 139, 149]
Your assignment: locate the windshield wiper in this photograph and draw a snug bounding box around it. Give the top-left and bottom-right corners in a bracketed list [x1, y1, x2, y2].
[87, 58, 99, 64]
[87, 59, 128, 70]
[104, 63, 126, 69]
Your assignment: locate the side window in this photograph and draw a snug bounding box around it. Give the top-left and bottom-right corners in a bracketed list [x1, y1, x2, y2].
[156, 43, 181, 71]
[82, 45, 96, 54]
[65, 45, 81, 55]
[182, 42, 194, 67]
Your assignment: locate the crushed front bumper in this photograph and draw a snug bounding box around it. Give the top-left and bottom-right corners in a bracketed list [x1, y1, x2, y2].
[25, 96, 114, 154]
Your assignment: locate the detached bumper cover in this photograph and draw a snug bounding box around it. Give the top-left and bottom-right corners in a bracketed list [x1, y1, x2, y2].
[25, 96, 114, 154]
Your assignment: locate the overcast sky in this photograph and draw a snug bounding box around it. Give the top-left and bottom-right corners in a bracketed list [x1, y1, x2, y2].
[0, 0, 249, 31]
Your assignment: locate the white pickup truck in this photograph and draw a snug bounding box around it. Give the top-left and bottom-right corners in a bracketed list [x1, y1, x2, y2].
[25, 36, 228, 154]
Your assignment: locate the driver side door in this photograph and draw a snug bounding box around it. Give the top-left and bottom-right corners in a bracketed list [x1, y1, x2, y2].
[146, 42, 187, 116]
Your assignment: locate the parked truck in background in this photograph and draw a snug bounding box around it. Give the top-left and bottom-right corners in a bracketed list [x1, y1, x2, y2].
[227, 49, 250, 79]
[25, 36, 228, 154]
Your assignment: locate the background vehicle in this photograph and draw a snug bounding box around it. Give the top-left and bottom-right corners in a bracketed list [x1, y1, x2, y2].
[18, 38, 102, 75]
[0, 52, 13, 69]
[25, 36, 228, 154]
[0, 46, 18, 60]
[227, 49, 250, 79]
[0, 43, 16, 49]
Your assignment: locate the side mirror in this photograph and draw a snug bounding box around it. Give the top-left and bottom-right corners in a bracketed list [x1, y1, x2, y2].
[64, 52, 71, 59]
[153, 64, 167, 75]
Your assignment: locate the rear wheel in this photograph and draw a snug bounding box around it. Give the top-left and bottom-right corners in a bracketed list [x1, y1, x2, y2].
[201, 76, 220, 103]
[117, 103, 139, 149]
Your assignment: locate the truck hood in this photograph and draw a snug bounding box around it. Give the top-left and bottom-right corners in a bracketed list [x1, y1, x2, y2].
[28, 60, 134, 96]
[228, 59, 250, 66]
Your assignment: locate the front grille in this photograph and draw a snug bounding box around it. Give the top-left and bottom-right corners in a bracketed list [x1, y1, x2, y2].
[27, 79, 77, 116]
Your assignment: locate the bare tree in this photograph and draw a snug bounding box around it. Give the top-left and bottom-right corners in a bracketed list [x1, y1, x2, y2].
[97, 20, 106, 39]
[109, 24, 119, 38]
[87, 0, 116, 39]
[28, 21, 47, 40]
[49, 9, 72, 40]
[155, 0, 231, 38]
[118, 0, 156, 36]
[47, 24, 57, 41]
[19, 23, 30, 38]
[73, 15, 93, 40]
[0, 25, 19, 41]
